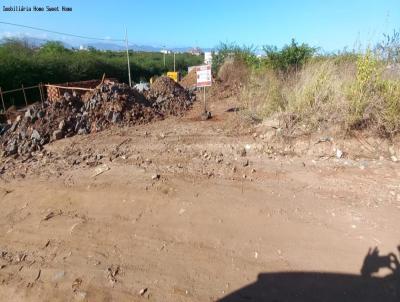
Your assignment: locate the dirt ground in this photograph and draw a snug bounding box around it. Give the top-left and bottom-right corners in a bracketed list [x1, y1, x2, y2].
[0, 95, 399, 301]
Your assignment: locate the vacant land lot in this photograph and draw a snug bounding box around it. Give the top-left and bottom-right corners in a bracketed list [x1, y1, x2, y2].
[0, 95, 399, 301]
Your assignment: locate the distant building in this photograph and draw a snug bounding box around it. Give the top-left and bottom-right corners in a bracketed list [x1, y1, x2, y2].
[204, 52, 212, 65]
[189, 47, 202, 56]
[79, 45, 88, 51]
[160, 49, 171, 54]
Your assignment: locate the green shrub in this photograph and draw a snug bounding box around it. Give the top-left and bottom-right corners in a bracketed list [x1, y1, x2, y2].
[212, 42, 259, 74]
[346, 51, 381, 128]
[262, 39, 317, 73]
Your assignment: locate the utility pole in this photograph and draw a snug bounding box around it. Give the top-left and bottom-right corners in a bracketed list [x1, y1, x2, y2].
[173, 52, 176, 72]
[162, 45, 166, 68]
[125, 27, 132, 87]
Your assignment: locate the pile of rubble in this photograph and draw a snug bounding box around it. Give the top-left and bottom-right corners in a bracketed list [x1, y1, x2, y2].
[147, 76, 195, 116]
[0, 80, 195, 158]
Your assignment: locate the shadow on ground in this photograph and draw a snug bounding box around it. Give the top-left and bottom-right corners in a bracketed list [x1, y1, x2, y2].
[218, 245, 400, 302]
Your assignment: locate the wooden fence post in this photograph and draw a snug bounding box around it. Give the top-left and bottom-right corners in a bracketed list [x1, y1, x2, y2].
[41, 83, 46, 103]
[21, 84, 28, 106]
[38, 83, 44, 105]
[0, 87, 5, 112]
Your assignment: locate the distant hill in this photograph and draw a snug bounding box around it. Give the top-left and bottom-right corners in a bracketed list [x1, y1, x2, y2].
[0, 36, 72, 49]
[0, 36, 212, 53]
[85, 42, 161, 52]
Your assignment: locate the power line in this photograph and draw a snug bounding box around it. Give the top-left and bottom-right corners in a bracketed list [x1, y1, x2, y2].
[0, 21, 125, 42]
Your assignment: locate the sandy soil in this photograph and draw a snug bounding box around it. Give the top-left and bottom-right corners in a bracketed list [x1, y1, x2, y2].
[0, 97, 399, 301]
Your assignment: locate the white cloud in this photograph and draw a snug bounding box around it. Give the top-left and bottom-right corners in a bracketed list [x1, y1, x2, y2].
[0, 31, 48, 40]
[0, 31, 19, 38]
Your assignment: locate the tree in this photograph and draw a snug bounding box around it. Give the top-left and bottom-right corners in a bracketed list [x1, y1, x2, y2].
[39, 41, 69, 54]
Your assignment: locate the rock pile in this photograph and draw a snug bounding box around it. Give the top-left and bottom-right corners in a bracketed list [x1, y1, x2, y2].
[147, 76, 195, 116]
[0, 80, 195, 157]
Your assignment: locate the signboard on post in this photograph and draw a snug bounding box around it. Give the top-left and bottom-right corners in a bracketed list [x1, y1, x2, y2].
[196, 65, 212, 119]
[196, 65, 212, 87]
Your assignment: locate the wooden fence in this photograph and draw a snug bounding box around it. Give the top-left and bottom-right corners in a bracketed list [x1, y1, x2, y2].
[0, 83, 95, 112]
[0, 75, 108, 112]
[0, 83, 44, 112]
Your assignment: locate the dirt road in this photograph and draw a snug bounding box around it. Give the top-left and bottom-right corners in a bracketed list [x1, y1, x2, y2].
[0, 97, 399, 301]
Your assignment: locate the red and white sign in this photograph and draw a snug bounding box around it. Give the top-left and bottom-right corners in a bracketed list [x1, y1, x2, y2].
[196, 65, 212, 87]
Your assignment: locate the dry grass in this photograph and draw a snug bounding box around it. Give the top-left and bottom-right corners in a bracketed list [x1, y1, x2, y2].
[240, 69, 284, 118]
[238, 55, 400, 137]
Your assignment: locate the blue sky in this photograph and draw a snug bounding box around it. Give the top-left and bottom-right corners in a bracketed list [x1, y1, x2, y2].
[0, 0, 399, 51]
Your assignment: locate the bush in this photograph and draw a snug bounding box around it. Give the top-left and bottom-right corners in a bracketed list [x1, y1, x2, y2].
[346, 51, 380, 128]
[212, 42, 259, 74]
[346, 50, 400, 136]
[262, 39, 317, 73]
